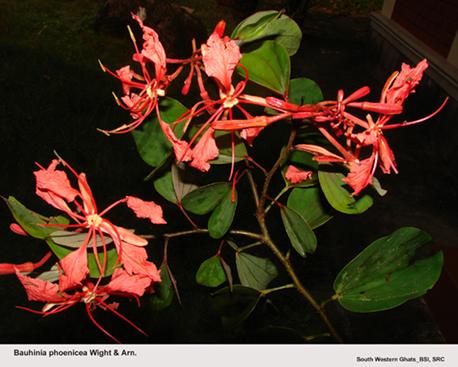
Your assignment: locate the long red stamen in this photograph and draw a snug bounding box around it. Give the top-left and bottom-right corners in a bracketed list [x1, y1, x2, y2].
[86, 303, 121, 344]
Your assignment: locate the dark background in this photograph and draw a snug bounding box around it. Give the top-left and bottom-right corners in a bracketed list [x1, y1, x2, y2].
[0, 0, 456, 343]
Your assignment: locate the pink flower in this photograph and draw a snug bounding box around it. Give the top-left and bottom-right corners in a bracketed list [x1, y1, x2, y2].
[385, 59, 428, 105]
[202, 20, 241, 92]
[189, 127, 219, 172]
[285, 165, 313, 184]
[99, 14, 168, 135]
[34, 158, 164, 288]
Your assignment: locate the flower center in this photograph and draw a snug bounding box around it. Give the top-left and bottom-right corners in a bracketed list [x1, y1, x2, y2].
[87, 214, 103, 228]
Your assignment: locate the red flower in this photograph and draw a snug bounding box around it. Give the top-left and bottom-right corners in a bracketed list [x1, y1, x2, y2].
[34, 158, 164, 288]
[99, 14, 169, 135]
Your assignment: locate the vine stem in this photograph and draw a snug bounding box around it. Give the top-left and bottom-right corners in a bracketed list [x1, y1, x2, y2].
[253, 125, 343, 343]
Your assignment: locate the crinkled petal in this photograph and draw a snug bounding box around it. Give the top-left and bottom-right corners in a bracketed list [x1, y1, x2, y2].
[58, 244, 89, 291]
[126, 196, 166, 224]
[120, 242, 161, 281]
[285, 165, 313, 184]
[386, 59, 428, 105]
[343, 156, 375, 196]
[132, 14, 166, 81]
[77, 173, 97, 214]
[17, 272, 65, 303]
[189, 127, 219, 172]
[116, 65, 134, 94]
[378, 135, 398, 174]
[34, 160, 79, 204]
[240, 126, 264, 145]
[202, 24, 241, 91]
[106, 268, 154, 297]
[159, 119, 192, 162]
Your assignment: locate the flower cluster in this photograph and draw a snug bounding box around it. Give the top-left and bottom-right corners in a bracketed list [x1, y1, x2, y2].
[102, 14, 446, 194]
[1, 157, 165, 342]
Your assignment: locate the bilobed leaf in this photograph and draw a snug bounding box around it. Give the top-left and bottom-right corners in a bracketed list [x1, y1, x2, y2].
[318, 171, 373, 214]
[182, 182, 230, 215]
[280, 206, 317, 257]
[232, 10, 302, 55]
[236, 252, 278, 290]
[287, 187, 332, 229]
[288, 77, 324, 105]
[132, 98, 187, 167]
[211, 285, 261, 328]
[4, 196, 69, 239]
[238, 40, 290, 95]
[208, 189, 237, 239]
[211, 131, 247, 165]
[149, 263, 174, 311]
[50, 230, 113, 248]
[153, 170, 177, 203]
[196, 255, 227, 287]
[334, 227, 444, 313]
[171, 163, 199, 202]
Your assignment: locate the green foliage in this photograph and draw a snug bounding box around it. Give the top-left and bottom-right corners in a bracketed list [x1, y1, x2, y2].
[4, 196, 69, 239]
[182, 182, 231, 215]
[208, 189, 237, 239]
[231, 10, 302, 56]
[334, 227, 443, 312]
[238, 40, 291, 95]
[211, 285, 261, 328]
[318, 171, 373, 214]
[196, 256, 227, 287]
[288, 77, 324, 104]
[153, 171, 177, 204]
[149, 264, 174, 311]
[236, 252, 278, 290]
[210, 131, 247, 165]
[132, 98, 187, 167]
[287, 187, 332, 229]
[280, 206, 317, 257]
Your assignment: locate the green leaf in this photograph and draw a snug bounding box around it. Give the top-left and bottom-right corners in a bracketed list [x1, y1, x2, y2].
[153, 170, 177, 204]
[87, 248, 119, 278]
[288, 77, 324, 104]
[210, 131, 247, 165]
[211, 285, 261, 328]
[334, 227, 444, 313]
[149, 264, 174, 311]
[287, 187, 332, 229]
[318, 171, 373, 214]
[50, 230, 113, 248]
[232, 10, 302, 55]
[208, 189, 237, 239]
[182, 182, 230, 215]
[238, 40, 290, 95]
[196, 255, 227, 287]
[171, 163, 199, 202]
[4, 196, 69, 239]
[235, 252, 278, 290]
[132, 98, 187, 167]
[280, 206, 317, 257]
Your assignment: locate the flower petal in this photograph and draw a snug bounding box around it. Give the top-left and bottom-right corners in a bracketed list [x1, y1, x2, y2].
[386, 59, 428, 105]
[120, 242, 161, 281]
[106, 268, 153, 297]
[202, 22, 241, 92]
[285, 165, 313, 184]
[126, 196, 166, 224]
[58, 244, 89, 291]
[16, 272, 65, 303]
[343, 156, 375, 196]
[34, 160, 79, 209]
[159, 119, 192, 162]
[189, 127, 219, 172]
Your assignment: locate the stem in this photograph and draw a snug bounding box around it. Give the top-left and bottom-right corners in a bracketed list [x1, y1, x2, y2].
[255, 125, 343, 343]
[237, 241, 263, 253]
[245, 166, 260, 207]
[140, 228, 263, 242]
[260, 283, 295, 296]
[265, 185, 290, 214]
